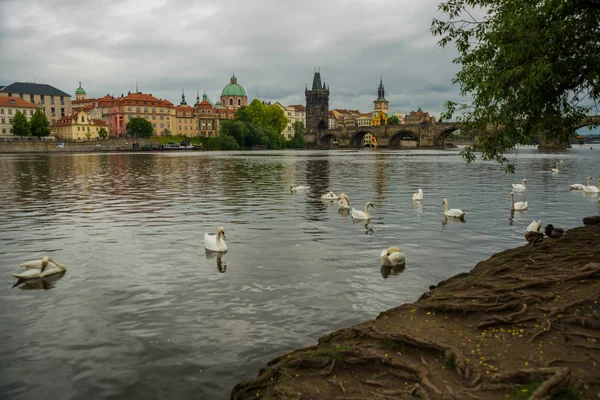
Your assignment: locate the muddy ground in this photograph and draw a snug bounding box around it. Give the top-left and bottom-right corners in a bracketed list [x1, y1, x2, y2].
[231, 224, 600, 400]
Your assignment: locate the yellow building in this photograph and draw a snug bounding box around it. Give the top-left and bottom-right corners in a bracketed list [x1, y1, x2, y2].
[0, 96, 40, 136]
[51, 110, 107, 140]
[0, 82, 72, 125]
[363, 133, 377, 147]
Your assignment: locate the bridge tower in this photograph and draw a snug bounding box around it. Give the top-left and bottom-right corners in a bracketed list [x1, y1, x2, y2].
[305, 68, 330, 141]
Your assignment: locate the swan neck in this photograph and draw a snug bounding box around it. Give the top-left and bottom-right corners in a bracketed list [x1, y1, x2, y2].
[444, 201, 448, 212]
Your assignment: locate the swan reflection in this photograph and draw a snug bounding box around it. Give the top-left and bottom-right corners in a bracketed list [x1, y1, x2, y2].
[12, 271, 66, 290]
[352, 218, 373, 234]
[380, 264, 406, 279]
[205, 250, 227, 273]
[442, 216, 466, 229]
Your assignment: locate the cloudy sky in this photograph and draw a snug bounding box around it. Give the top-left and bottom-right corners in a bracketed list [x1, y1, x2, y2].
[0, 0, 462, 117]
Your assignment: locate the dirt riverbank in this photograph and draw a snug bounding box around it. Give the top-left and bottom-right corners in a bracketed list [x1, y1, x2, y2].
[231, 224, 600, 399]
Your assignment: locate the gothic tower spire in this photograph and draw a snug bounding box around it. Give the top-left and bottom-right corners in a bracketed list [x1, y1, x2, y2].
[181, 88, 187, 105]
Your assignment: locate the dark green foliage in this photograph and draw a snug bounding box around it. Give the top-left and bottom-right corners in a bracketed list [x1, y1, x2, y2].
[219, 134, 240, 150]
[220, 120, 248, 147]
[387, 115, 401, 126]
[431, 0, 600, 172]
[30, 109, 50, 137]
[98, 127, 108, 139]
[12, 111, 30, 136]
[126, 117, 153, 137]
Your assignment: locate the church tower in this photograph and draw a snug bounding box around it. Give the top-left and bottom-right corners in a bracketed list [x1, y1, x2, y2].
[305, 68, 329, 136]
[373, 77, 389, 114]
[75, 81, 86, 100]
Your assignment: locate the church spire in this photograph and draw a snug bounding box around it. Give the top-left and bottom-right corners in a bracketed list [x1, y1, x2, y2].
[376, 75, 386, 102]
[181, 88, 187, 105]
[312, 67, 323, 91]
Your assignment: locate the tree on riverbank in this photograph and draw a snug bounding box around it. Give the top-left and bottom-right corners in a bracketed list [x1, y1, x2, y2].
[126, 117, 153, 137]
[98, 127, 108, 139]
[287, 122, 306, 148]
[387, 115, 400, 126]
[29, 109, 50, 137]
[432, 0, 600, 172]
[11, 111, 30, 136]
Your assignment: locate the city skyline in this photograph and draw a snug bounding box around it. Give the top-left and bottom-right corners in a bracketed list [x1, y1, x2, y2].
[0, 0, 462, 116]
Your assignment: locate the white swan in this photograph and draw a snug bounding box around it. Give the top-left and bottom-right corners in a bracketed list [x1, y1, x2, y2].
[290, 184, 309, 192]
[510, 192, 528, 211]
[12, 256, 66, 280]
[381, 247, 406, 267]
[321, 191, 339, 200]
[338, 193, 350, 210]
[442, 198, 466, 219]
[512, 179, 527, 191]
[551, 160, 564, 173]
[569, 176, 591, 191]
[583, 178, 600, 193]
[412, 188, 423, 201]
[204, 226, 227, 252]
[526, 220, 542, 233]
[351, 201, 374, 220]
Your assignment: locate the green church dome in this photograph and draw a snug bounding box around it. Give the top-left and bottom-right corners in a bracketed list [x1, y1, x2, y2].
[221, 74, 247, 97]
[75, 81, 86, 95]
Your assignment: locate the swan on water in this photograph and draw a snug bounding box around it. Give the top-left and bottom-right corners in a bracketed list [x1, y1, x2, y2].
[526, 220, 542, 233]
[512, 179, 527, 191]
[321, 191, 339, 200]
[290, 184, 310, 192]
[204, 226, 228, 252]
[380, 247, 406, 267]
[351, 201, 374, 220]
[551, 160, 564, 173]
[583, 178, 600, 193]
[569, 176, 591, 191]
[510, 192, 528, 211]
[442, 198, 466, 219]
[338, 193, 350, 210]
[412, 188, 423, 201]
[12, 256, 66, 280]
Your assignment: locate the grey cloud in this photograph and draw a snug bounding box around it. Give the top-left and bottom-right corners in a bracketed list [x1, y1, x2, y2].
[0, 0, 462, 116]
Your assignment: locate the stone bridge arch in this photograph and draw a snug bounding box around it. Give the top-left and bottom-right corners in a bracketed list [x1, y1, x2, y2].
[434, 126, 462, 147]
[389, 130, 419, 149]
[320, 133, 337, 147]
[350, 130, 376, 147]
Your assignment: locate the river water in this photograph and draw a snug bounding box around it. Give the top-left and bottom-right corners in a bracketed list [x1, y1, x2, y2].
[0, 147, 598, 399]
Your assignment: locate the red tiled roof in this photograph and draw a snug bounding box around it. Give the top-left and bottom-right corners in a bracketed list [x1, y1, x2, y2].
[51, 110, 107, 127]
[0, 96, 39, 108]
[288, 104, 306, 111]
[72, 98, 97, 105]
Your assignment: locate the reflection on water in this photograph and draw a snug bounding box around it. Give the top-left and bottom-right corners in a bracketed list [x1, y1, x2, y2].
[0, 147, 599, 400]
[380, 264, 406, 279]
[12, 272, 66, 290]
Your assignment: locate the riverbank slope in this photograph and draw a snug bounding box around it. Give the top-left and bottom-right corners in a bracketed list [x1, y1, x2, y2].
[232, 224, 600, 399]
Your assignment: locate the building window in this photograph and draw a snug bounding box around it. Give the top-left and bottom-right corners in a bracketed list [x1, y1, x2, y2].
[0, 109, 3, 114]
[229, 99, 233, 106]
[81, 115, 85, 122]
[8, 109, 12, 115]
[60, 96, 64, 105]
[160, 123, 164, 128]
[51, 107, 55, 116]
[128, 107, 132, 111]
[152, 115, 156, 120]
[238, 99, 241, 106]
[1, 128, 5, 134]
[152, 108, 156, 113]
[51, 96, 55, 104]
[1, 118, 3, 123]
[77, 127, 80, 131]
[144, 108, 148, 113]
[160, 115, 164, 120]
[40, 95, 45, 104]
[136, 107, 141, 112]
[152, 123, 156, 128]
[19, 93, 23, 99]
[160, 108, 164, 113]
[61, 108, 65, 116]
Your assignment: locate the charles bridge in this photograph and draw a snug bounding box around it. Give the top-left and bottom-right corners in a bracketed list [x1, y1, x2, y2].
[307, 121, 462, 148]
[307, 116, 600, 148]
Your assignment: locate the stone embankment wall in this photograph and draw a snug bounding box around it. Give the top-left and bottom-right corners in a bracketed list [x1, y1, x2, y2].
[0, 138, 152, 153]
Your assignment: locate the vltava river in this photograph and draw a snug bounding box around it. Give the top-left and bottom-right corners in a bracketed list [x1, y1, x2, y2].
[0, 147, 598, 399]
